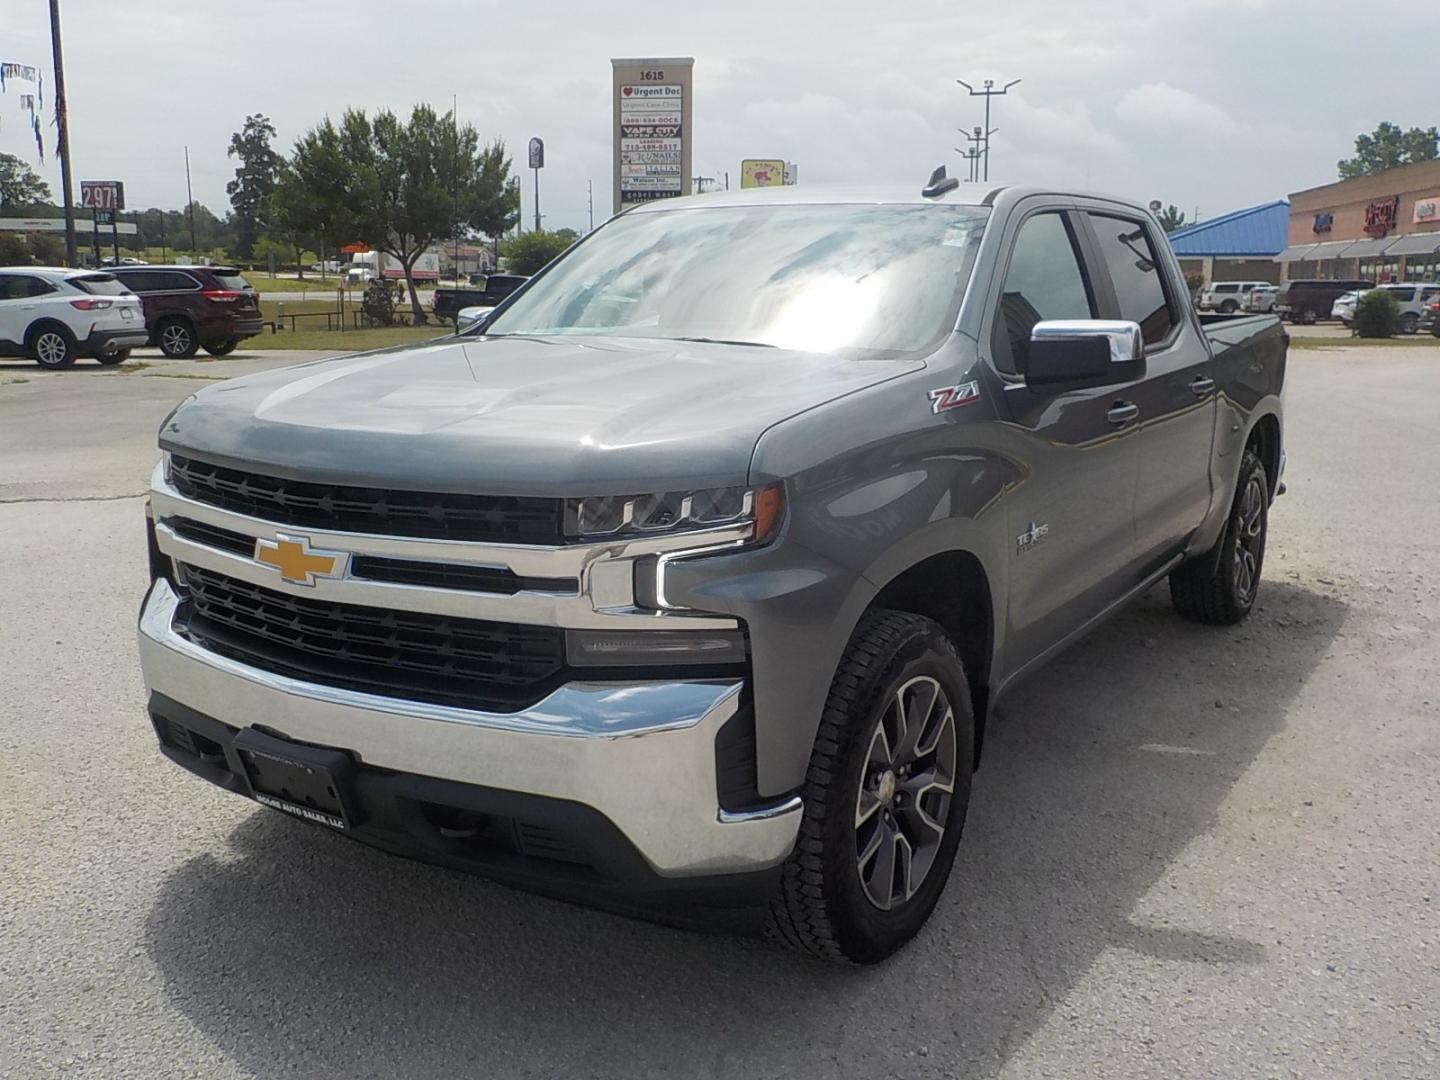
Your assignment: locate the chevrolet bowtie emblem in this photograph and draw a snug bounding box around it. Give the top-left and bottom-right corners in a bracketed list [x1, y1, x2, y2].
[254, 535, 348, 586]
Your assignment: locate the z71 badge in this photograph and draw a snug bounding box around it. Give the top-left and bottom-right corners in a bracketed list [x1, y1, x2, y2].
[928, 380, 981, 414]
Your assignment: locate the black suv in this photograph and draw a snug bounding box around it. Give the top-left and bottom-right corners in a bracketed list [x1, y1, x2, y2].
[108, 265, 263, 357]
[1274, 278, 1374, 324]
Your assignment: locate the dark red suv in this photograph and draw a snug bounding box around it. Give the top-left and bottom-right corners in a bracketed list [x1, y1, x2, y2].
[107, 265, 263, 357]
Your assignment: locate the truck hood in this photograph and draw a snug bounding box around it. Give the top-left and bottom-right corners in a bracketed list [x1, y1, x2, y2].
[161, 335, 923, 496]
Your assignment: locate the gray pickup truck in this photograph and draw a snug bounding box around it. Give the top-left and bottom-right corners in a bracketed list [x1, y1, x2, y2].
[139, 175, 1286, 963]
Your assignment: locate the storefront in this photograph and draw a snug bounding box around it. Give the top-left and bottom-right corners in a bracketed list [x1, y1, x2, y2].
[1278, 159, 1440, 282]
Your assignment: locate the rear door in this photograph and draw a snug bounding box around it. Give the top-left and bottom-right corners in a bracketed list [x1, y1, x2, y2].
[1081, 209, 1217, 572]
[986, 203, 1142, 669]
[0, 273, 33, 351]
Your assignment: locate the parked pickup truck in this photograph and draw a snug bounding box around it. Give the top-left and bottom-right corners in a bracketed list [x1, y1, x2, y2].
[430, 273, 528, 324]
[139, 176, 1287, 964]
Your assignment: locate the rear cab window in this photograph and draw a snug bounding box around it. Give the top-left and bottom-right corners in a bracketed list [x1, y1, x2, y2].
[1087, 214, 1177, 346]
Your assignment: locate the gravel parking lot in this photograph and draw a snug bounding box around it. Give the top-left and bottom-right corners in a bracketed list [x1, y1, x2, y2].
[2, 345, 1437, 1079]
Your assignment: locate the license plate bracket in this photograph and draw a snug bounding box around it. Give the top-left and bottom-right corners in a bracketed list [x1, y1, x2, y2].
[233, 727, 357, 830]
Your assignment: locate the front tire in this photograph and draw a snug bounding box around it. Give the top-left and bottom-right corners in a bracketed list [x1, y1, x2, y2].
[29, 325, 77, 369]
[157, 318, 199, 358]
[96, 348, 129, 366]
[1170, 448, 1269, 625]
[766, 611, 974, 964]
[203, 338, 239, 357]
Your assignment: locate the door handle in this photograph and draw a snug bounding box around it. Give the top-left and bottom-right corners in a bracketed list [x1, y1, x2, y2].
[1107, 401, 1139, 425]
[1190, 376, 1216, 396]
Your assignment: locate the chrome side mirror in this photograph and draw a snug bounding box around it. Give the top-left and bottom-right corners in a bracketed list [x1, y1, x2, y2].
[1025, 319, 1145, 387]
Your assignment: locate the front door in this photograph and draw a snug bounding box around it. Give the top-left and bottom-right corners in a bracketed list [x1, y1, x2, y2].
[986, 207, 1141, 672]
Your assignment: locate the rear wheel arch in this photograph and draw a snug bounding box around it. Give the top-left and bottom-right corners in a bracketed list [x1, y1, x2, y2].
[1247, 412, 1281, 499]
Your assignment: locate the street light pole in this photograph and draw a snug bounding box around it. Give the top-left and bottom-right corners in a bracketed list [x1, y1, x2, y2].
[184, 145, 196, 252]
[48, 0, 77, 266]
[957, 77, 1021, 182]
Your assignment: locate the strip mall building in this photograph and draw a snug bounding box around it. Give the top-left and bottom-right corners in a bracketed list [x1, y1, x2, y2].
[1276, 159, 1440, 283]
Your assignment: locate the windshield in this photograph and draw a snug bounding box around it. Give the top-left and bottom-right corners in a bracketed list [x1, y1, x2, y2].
[485, 202, 988, 357]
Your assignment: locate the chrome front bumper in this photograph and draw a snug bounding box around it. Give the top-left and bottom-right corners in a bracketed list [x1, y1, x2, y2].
[138, 579, 802, 877]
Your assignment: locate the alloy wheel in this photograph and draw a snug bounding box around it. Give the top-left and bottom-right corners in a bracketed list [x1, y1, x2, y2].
[854, 675, 958, 911]
[36, 332, 68, 366]
[1232, 475, 1266, 604]
[161, 324, 192, 355]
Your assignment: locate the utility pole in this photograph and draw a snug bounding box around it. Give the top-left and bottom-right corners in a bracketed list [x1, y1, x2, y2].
[956, 126, 988, 182]
[957, 77, 1021, 182]
[587, 180, 594, 233]
[184, 146, 196, 252]
[48, 0, 77, 266]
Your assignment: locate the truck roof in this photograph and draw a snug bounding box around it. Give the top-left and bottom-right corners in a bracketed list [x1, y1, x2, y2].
[627, 183, 1150, 216]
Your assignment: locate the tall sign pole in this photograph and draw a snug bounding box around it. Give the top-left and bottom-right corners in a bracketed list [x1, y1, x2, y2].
[612, 57, 693, 215]
[528, 137, 544, 233]
[48, 0, 77, 266]
[957, 77, 1020, 182]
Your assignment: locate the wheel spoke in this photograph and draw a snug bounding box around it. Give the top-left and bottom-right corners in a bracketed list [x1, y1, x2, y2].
[894, 678, 940, 764]
[864, 821, 897, 910]
[894, 832, 915, 902]
[855, 787, 883, 829]
[866, 721, 892, 771]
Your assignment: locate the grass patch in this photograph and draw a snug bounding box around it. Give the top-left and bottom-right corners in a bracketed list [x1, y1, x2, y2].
[114, 361, 155, 374]
[1290, 335, 1440, 349]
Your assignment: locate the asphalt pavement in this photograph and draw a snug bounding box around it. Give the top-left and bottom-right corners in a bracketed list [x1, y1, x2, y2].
[1, 344, 1437, 1079]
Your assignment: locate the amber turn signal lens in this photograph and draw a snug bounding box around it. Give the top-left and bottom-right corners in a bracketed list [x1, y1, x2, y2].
[753, 483, 786, 544]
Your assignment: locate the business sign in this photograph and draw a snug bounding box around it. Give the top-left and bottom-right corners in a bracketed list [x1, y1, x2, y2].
[527, 137, 544, 170]
[1363, 195, 1400, 237]
[80, 180, 125, 211]
[1312, 212, 1333, 234]
[740, 159, 785, 188]
[0, 216, 137, 234]
[1415, 195, 1440, 224]
[612, 58, 693, 212]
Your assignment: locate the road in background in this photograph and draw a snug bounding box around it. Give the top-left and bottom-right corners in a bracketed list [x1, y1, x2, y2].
[1, 347, 1437, 1079]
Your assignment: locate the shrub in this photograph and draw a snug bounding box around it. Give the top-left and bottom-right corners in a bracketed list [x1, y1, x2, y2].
[1352, 289, 1399, 338]
[360, 278, 401, 326]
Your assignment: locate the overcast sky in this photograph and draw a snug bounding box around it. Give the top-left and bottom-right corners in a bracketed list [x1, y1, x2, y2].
[1, 0, 1430, 234]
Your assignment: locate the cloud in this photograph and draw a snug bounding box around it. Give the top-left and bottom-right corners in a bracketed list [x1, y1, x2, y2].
[1114, 83, 1239, 134]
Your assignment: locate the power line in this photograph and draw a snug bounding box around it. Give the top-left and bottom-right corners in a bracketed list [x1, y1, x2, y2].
[956, 77, 1020, 182]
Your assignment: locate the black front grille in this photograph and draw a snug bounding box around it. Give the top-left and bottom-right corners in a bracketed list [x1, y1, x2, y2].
[175, 564, 567, 711]
[169, 454, 564, 544]
[166, 517, 577, 596]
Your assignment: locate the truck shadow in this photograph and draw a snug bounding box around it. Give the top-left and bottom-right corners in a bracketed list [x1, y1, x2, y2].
[143, 581, 1345, 1079]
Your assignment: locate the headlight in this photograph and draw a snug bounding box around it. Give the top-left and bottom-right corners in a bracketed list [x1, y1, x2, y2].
[566, 483, 785, 544]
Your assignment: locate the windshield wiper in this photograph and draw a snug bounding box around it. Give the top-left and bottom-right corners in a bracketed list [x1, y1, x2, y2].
[673, 336, 777, 348]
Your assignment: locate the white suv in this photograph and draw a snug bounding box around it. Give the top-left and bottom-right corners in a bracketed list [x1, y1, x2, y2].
[1332, 283, 1440, 332]
[0, 266, 149, 368]
[1197, 280, 1271, 314]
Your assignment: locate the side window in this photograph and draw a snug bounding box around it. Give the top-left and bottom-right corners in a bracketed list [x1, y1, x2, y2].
[992, 212, 1095, 374]
[1388, 287, 1415, 302]
[1088, 214, 1177, 346]
[158, 271, 198, 291]
[25, 276, 57, 297]
[0, 276, 27, 301]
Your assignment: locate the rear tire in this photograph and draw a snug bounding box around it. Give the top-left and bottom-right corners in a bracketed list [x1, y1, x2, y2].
[157, 318, 199, 358]
[203, 338, 239, 357]
[1170, 448, 1269, 626]
[1400, 312, 1419, 335]
[766, 610, 974, 964]
[1219, 299, 1239, 314]
[29, 324, 77, 369]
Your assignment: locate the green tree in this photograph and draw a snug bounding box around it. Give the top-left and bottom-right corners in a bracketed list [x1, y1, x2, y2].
[503, 230, 573, 275]
[0, 152, 52, 211]
[30, 233, 65, 264]
[1156, 204, 1187, 232]
[1338, 122, 1440, 180]
[226, 114, 282, 260]
[553, 226, 580, 244]
[273, 121, 357, 279]
[291, 105, 519, 322]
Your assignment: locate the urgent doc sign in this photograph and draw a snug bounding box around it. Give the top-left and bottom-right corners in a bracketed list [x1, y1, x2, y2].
[612, 58, 693, 213]
[80, 181, 125, 211]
